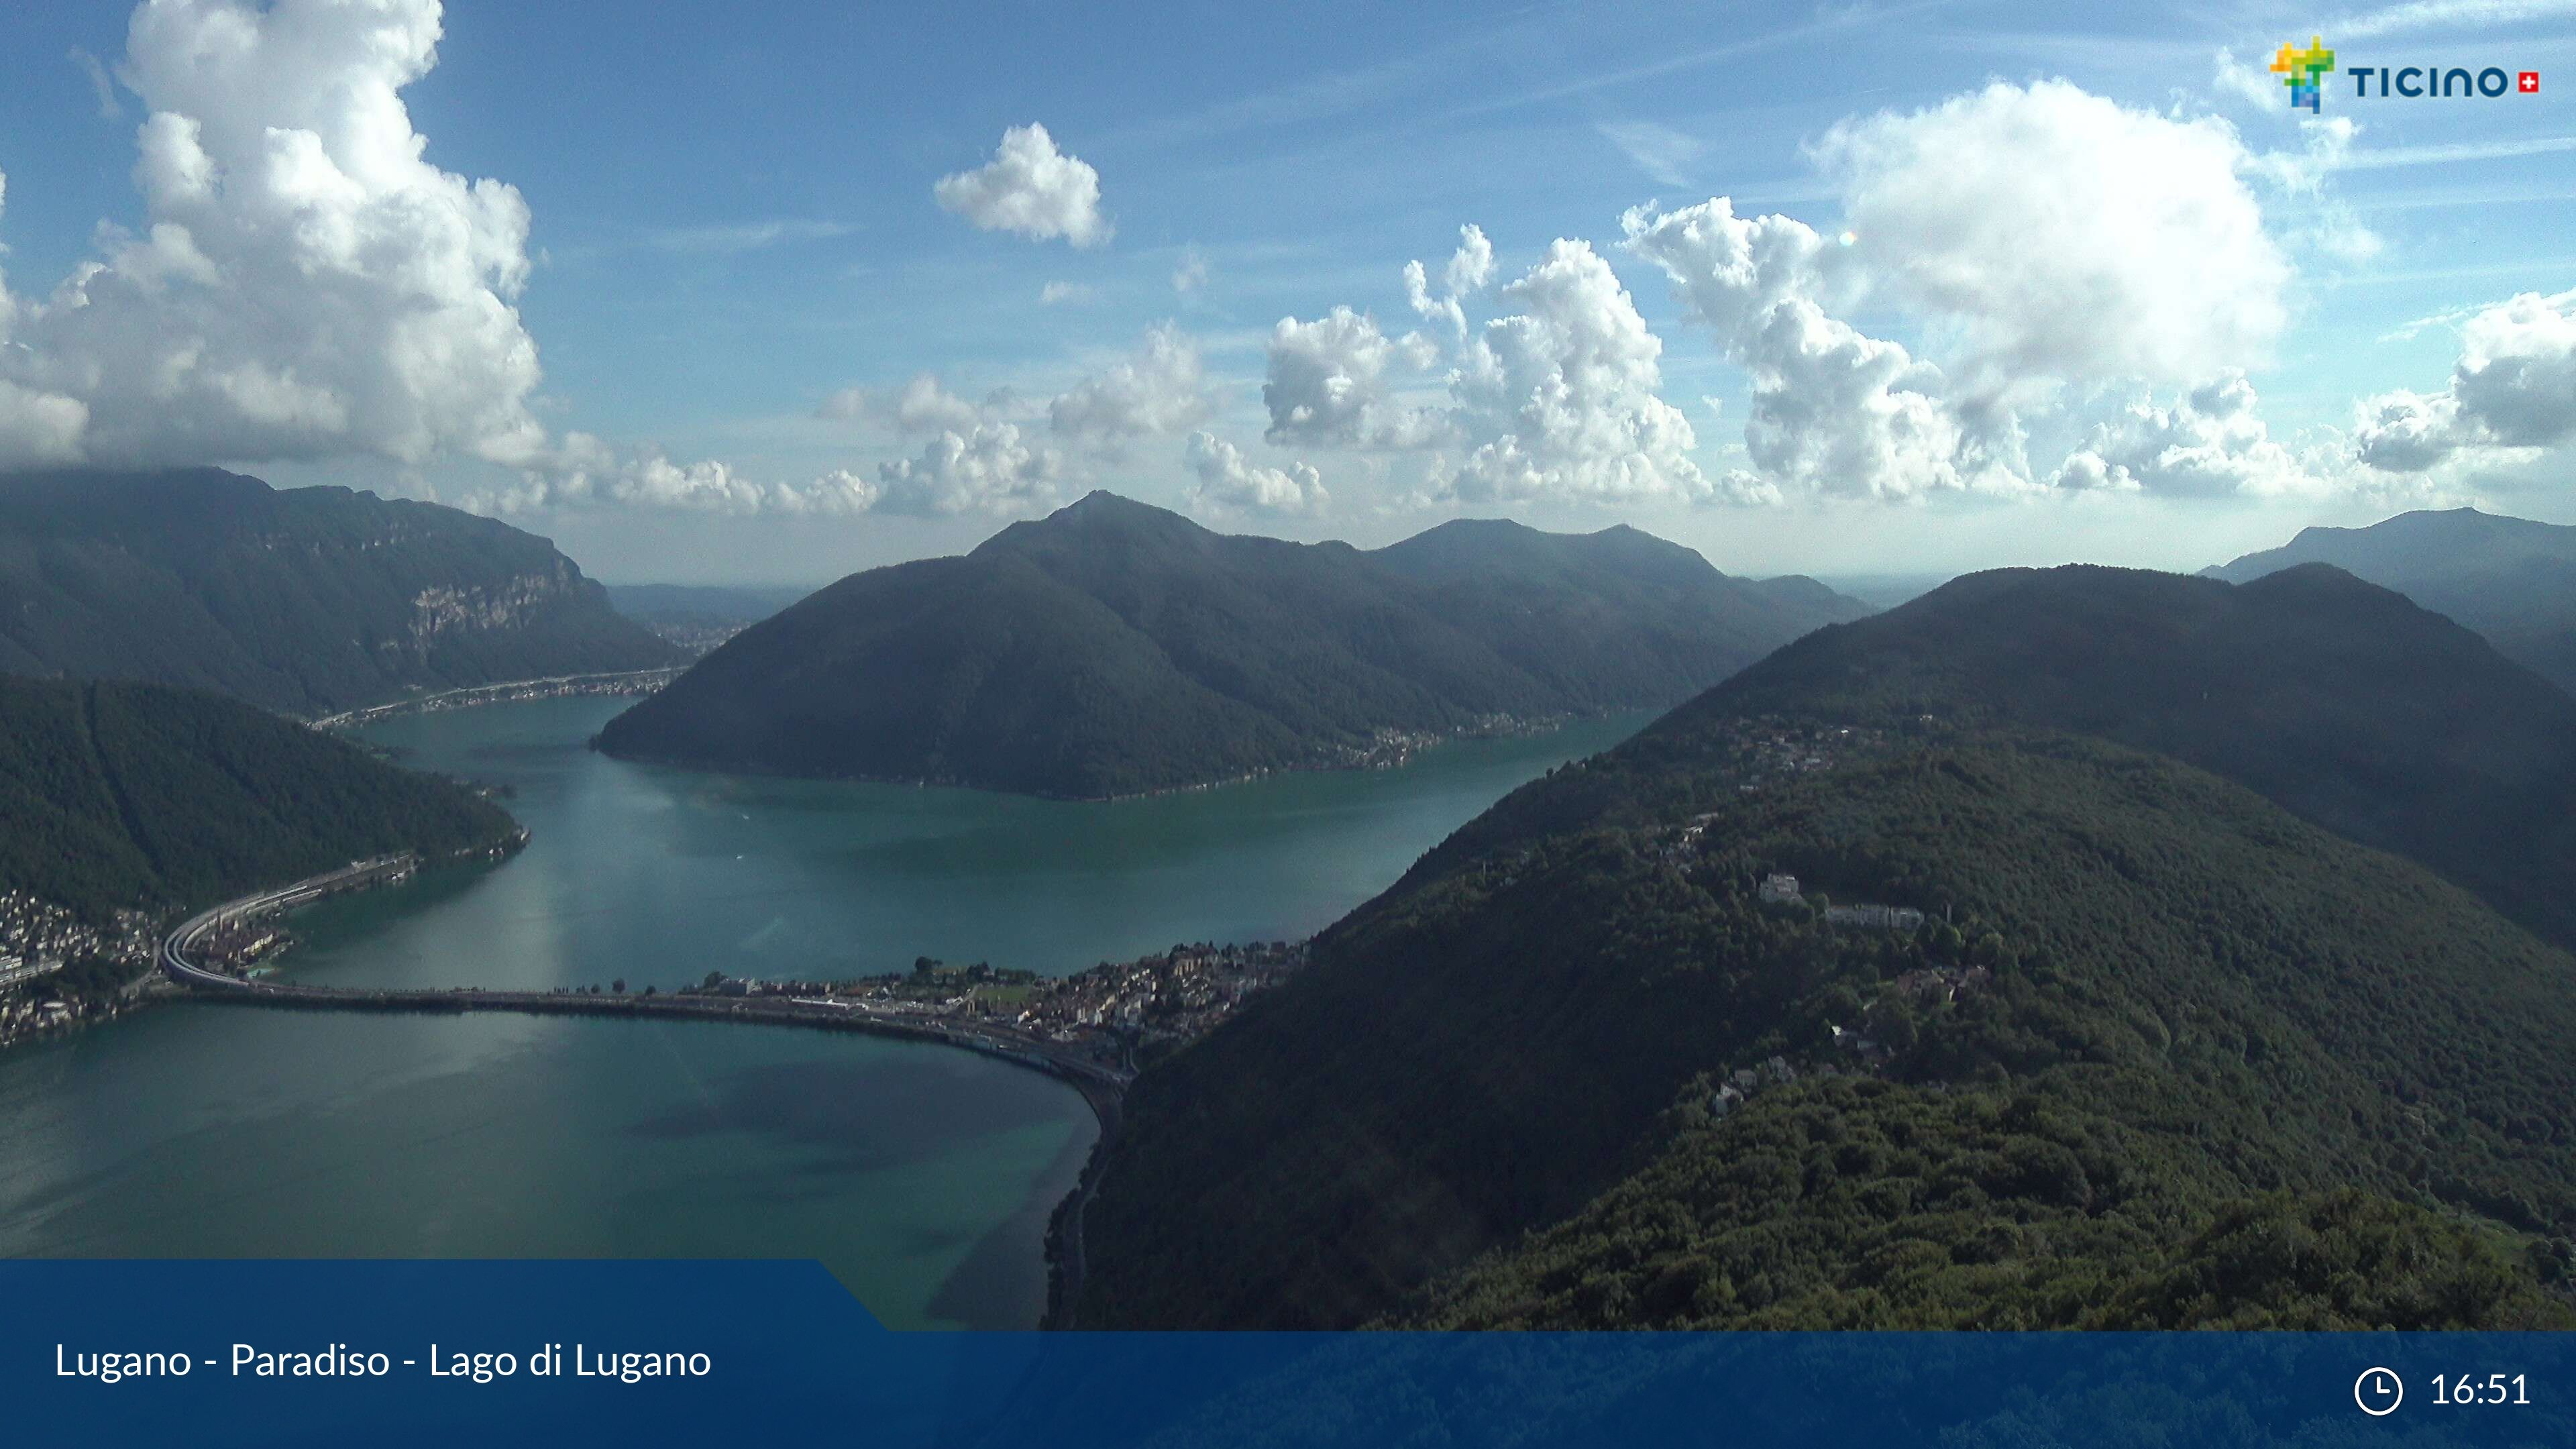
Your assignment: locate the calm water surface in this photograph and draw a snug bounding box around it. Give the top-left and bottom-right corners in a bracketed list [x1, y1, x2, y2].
[0, 697, 1642, 1326]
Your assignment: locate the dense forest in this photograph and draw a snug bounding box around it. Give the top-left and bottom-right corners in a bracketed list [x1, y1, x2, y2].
[596, 492, 1868, 798]
[1646, 563, 2576, 953]
[1072, 572, 2576, 1331]
[0, 674, 517, 922]
[2211, 506, 2576, 695]
[0, 468, 679, 716]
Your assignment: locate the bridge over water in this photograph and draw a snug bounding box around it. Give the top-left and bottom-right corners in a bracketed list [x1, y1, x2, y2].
[161, 861, 1125, 1120]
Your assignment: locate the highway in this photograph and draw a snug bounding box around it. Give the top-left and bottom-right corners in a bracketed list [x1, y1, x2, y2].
[305, 667, 686, 729]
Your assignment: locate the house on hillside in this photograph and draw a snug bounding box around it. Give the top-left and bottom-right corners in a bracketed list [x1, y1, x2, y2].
[1824, 904, 1927, 930]
[1758, 873, 1802, 904]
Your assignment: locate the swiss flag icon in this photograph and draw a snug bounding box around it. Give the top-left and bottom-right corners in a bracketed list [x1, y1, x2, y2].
[2520, 71, 2541, 93]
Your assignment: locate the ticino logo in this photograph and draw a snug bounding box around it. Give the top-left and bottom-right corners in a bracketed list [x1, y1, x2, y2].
[2270, 35, 2540, 111]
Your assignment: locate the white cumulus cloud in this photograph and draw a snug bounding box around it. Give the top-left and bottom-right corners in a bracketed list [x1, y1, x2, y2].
[470, 432, 882, 516]
[2355, 289, 2576, 472]
[1262, 306, 1447, 449]
[1047, 324, 1213, 449]
[873, 421, 1061, 517]
[933, 123, 1112, 248]
[816, 373, 994, 433]
[1814, 80, 2291, 390]
[2056, 373, 2326, 497]
[1617, 81, 2336, 504]
[1444, 239, 1721, 506]
[1183, 431, 1328, 517]
[1269, 231, 1739, 507]
[1404, 223, 1493, 340]
[0, 0, 547, 472]
[1622, 199, 2025, 502]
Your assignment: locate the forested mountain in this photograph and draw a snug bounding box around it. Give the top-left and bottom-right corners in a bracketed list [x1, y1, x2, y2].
[0, 468, 680, 716]
[1069, 568, 2576, 1331]
[2210, 507, 2576, 695]
[596, 492, 1869, 797]
[0, 674, 516, 921]
[1669, 564, 2576, 951]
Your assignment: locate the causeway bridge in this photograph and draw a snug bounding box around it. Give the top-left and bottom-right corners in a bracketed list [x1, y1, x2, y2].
[158, 861, 1130, 1125]
[160, 857, 1132, 1323]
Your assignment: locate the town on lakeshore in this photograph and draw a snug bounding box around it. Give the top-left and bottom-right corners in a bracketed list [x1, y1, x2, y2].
[670, 940, 1312, 1076]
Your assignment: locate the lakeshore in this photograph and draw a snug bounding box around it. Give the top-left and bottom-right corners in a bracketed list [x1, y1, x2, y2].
[0, 696, 1646, 1326]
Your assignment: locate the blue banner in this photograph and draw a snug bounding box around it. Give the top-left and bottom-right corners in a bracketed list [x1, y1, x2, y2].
[3, 1261, 2569, 1447]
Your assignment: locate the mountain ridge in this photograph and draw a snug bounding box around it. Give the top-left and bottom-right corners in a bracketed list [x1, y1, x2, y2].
[1646, 561, 2576, 951]
[0, 467, 682, 716]
[2209, 506, 2576, 695]
[596, 493, 1872, 798]
[1068, 562, 2576, 1330]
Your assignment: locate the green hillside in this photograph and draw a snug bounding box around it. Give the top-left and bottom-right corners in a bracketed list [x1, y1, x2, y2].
[596, 492, 1868, 798]
[0, 674, 517, 922]
[1658, 564, 2576, 952]
[1069, 570, 2576, 1332]
[0, 468, 680, 716]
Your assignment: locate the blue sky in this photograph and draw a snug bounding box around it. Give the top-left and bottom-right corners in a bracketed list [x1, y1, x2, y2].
[0, 0, 2570, 584]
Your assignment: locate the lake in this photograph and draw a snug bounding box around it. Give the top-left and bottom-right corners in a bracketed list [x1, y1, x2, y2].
[0, 697, 1642, 1328]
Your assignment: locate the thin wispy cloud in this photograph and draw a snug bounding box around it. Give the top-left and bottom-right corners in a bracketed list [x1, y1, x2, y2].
[2331, 136, 2576, 170]
[68, 47, 120, 119]
[1444, 0, 1959, 122]
[2377, 286, 2576, 341]
[648, 219, 859, 254]
[2335, 0, 2576, 38]
[1598, 121, 1703, 187]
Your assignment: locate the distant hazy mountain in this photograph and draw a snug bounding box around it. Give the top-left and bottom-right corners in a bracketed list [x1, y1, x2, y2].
[0, 674, 515, 922]
[0, 468, 681, 716]
[604, 583, 814, 658]
[2210, 507, 2576, 695]
[1073, 564, 2576, 1331]
[603, 584, 812, 631]
[596, 492, 1872, 798]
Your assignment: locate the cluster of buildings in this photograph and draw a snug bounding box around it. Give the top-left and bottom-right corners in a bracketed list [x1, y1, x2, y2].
[1016, 940, 1309, 1047]
[0, 890, 160, 1049]
[1888, 963, 1994, 1007]
[185, 915, 298, 977]
[0, 890, 147, 971]
[1654, 721, 1901, 869]
[684, 939, 1313, 1073]
[640, 620, 755, 656]
[1723, 720, 1890, 793]
[1326, 713, 1557, 774]
[1707, 1053, 1806, 1118]
[1, 988, 82, 1043]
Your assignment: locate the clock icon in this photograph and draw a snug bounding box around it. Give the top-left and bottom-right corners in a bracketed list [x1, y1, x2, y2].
[2356, 1366, 2405, 1417]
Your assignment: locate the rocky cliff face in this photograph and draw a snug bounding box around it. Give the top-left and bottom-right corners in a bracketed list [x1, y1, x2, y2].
[404, 564, 586, 646]
[0, 467, 680, 715]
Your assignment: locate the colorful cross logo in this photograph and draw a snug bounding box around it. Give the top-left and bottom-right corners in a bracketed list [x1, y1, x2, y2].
[2271, 36, 2337, 112]
[2522, 71, 2542, 93]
